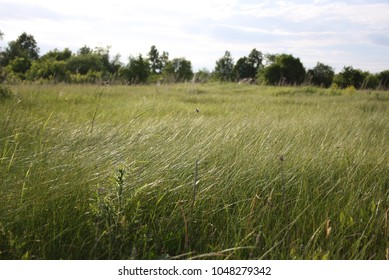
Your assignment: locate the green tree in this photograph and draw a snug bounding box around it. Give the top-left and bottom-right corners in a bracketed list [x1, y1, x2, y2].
[27, 59, 68, 82]
[264, 53, 277, 65]
[78, 45, 93, 55]
[148, 45, 163, 74]
[120, 54, 150, 84]
[94, 46, 122, 78]
[333, 66, 364, 89]
[307, 62, 334, 88]
[377, 70, 389, 89]
[248, 49, 263, 71]
[160, 51, 169, 70]
[362, 73, 379, 89]
[234, 57, 253, 80]
[66, 53, 104, 75]
[258, 63, 281, 85]
[259, 54, 306, 85]
[0, 32, 40, 74]
[233, 49, 263, 80]
[163, 57, 193, 82]
[41, 48, 72, 61]
[194, 68, 211, 83]
[214, 51, 234, 81]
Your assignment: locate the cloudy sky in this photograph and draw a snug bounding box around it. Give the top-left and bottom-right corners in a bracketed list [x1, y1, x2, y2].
[1, 0, 389, 73]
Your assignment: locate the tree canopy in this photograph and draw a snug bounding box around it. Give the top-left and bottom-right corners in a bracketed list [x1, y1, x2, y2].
[259, 54, 306, 85]
[0, 31, 388, 88]
[214, 51, 234, 81]
[307, 62, 335, 88]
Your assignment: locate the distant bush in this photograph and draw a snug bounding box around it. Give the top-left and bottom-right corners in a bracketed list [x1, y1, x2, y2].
[344, 85, 356, 95]
[326, 83, 342, 96]
[306, 62, 334, 88]
[0, 84, 12, 100]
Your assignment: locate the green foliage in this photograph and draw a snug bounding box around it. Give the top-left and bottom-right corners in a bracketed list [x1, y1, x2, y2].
[377, 70, 389, 89]
[40, 48, 72, 61]
[148, 45, 163, 74]
[258, 63, 281, 85]
[0, 30, 388, 89]
[69, 70, 102, 84]
[194, 68, 212, 83]
[78, 45, 93, 55]
[162, 57, 193, 82]
[0, 84, 12, 100]
[362, 74, 379, 89]
[233, 49, 263, 80]
[120, 54, 150, 84]
[214, 51, 235, 81]
[27, 59, 69, 82]
[307, 62, 334, 88]
[0, 32, 39, 70]
[259, 54, 306, 85]
[66, 53, 104, 75]
[334, 66, 364, 89]
[9, 57, 31, 78]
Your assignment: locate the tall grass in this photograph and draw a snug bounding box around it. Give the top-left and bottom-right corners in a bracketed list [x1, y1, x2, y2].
[0, 83, 388, 259]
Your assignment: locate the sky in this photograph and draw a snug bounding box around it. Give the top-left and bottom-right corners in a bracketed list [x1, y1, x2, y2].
[1, 0, 389, 73]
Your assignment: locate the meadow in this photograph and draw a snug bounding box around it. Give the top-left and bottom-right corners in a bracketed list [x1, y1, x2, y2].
[0, 83, 388, 259]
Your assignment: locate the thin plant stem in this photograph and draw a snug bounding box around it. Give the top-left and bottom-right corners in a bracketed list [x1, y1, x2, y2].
[191, 159, 199, 215]
[90, 83, 108, 134]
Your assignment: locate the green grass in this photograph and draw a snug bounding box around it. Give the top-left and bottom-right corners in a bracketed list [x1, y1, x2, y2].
[1, 83, 388, 259]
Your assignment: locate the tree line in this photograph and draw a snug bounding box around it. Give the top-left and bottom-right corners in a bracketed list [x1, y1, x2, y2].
[1, 31, 388, 89]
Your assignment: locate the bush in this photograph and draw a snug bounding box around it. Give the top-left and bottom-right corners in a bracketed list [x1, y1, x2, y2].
[344, 85, 356, 95]
[0, 84, 12, 100]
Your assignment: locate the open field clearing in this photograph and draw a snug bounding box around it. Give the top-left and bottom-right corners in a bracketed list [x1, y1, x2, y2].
[1, 83, 388, 259]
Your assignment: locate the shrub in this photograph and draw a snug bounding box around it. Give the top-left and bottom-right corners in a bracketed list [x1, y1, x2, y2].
[0, 84, 12, 100]
[344, 85, 356, 95]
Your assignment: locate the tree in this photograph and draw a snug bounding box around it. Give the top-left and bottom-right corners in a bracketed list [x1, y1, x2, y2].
[93, 46, 122, 78]
[160, 51, 169, 70]
[194, 68, 212, 83]
[258, 63, 281, 85]
[27, 59, 68, 82]
[307, 62, 334, 88]
[0, 32, 40, 74]
[259, 54, 306, 85]
[248, 49, 263, 71]
[214, 51, 234, 81]
[148, 45, 163, 74]
[233, 49, 263, 80]
[162, 57, 193, 82]
[234, 57, 253, 80]
[78, 45, 93, 55]
[264, 53, 277, 65]
[66, 53, 104, 75]
[120, 54, 150, 84]
[362, 73, 379, 89]
[41, 48, 72, 61]
[377, 70, 389, 89]
[333, 66, 364, 89]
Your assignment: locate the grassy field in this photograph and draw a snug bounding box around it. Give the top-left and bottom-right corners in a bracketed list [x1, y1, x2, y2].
[0, 83, 388, 259]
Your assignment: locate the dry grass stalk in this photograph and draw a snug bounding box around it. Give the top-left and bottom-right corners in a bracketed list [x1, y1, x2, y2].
[325, 218, 332, 239]
[191, 159, 199, 215]
[178, 201, 189, 250]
